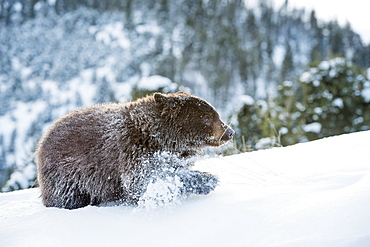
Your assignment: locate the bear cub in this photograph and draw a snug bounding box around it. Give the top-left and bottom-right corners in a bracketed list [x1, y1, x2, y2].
[36, 92, 234, 209]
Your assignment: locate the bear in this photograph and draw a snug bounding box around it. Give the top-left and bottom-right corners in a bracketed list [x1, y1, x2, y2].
[36, 92, 234, 209]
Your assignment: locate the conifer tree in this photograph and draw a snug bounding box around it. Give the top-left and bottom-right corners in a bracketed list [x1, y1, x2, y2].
[281, 42, 294, 81]
[300, 57, 369, 139]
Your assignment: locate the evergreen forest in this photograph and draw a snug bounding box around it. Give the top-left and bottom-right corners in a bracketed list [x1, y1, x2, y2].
[1, 0, 369, 190]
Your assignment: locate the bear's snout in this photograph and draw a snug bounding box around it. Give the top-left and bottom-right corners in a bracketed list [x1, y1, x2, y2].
[221, 127, 234, 142]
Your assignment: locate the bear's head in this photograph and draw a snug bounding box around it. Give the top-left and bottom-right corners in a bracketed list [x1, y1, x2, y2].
[154, 92, 234, 149]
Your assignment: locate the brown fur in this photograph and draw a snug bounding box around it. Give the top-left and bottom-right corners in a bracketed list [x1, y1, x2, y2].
[36, 92, 234, 209]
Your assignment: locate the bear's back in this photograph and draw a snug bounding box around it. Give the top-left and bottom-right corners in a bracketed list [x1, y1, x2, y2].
[37, 103, 131, 169]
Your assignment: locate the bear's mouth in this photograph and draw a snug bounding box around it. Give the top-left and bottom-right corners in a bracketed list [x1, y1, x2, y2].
[220, 127, 234, 143]
[207, 127, 235, 147]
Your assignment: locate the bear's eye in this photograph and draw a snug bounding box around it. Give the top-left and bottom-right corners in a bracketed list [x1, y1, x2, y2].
[203, 115, 211, 126]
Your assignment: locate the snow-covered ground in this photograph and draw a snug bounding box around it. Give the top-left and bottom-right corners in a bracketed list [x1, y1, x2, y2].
[1, 131, 370, 247]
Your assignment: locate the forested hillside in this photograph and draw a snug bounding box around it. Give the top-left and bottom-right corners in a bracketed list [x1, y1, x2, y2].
[1, 0, 369, 190]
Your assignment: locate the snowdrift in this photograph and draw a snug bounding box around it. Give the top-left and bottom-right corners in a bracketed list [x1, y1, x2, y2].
[1, 131, 370, 247]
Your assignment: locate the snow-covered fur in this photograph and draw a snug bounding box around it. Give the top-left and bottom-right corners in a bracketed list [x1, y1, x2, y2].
[36, 92, 234, 209]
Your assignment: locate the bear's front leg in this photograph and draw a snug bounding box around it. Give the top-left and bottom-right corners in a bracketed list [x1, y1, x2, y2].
[176, 169, 219, 195]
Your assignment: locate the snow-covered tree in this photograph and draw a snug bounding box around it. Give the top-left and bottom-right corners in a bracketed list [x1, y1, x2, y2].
[300, 57, 370, 140]
[1, 0, 370, 190]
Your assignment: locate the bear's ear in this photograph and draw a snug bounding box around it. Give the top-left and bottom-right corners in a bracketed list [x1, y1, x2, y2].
[154, 93, 167, 104]
[154, 93, 177, 109]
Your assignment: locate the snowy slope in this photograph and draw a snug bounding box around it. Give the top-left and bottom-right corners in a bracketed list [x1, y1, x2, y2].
[1, 131, 370, 247]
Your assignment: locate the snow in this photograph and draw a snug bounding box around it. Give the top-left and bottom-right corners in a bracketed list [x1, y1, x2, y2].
[313, 80, 320, 87]
[280, 127, 288, 135]
[136, 23, 162, 35]
[1, 131, 370, 246]
[3, 164, 36, 190]
[47, 0, 56, 6]
[139, 175, 183, 209]
[255, 137, 277, 149]
[332, 98, 344, 108]
[273, 44, 285, 66]
[0, 100, 47, 170]
[136, 75, 177, 91]
[314, 107, 323, 115]
[318, 60, 330, 70]
[95, 22, 131, 49]
[362, 88, 370, 103]
[300, 71, 312, 83]
[239, 94, 255, 106]
[303, 122, 322, 133]
[274, 0, 370, 44]
[362, 81, 370, 103]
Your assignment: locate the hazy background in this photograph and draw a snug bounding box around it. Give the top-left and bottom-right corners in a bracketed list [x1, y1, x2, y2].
[274, 0, 370, 43]
[1, 0, 369, 191]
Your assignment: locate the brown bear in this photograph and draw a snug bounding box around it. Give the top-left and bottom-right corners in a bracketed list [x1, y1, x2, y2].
[36, 92, 234, 209]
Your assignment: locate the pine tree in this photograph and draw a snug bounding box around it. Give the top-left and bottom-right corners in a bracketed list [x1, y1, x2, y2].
[281, 42, 294, 81]
[300, 57, 369, 139]
[328, 21, 345, 56]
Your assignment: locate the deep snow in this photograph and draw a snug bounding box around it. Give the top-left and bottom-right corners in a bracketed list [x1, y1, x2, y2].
[1, 131, 370, 247]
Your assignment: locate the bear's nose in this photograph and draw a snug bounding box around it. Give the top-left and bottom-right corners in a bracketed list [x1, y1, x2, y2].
[221, 127, 234, 142]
